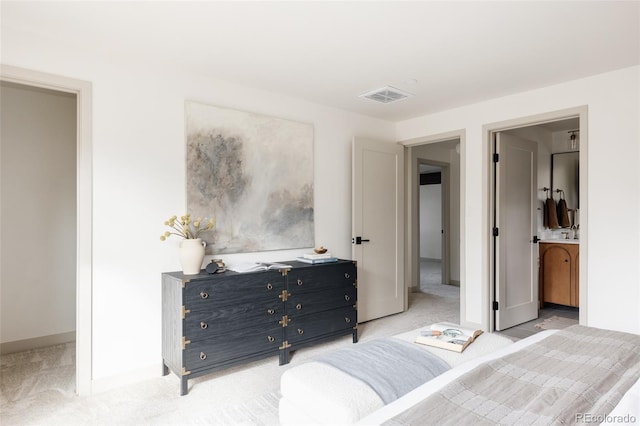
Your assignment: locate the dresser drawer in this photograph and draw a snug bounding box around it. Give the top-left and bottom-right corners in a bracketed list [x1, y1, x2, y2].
[183, 271, 283, 312]
[185, 325, 283, 371]
[184, 300, 283, 340]
[287, 306, 356, 344]
[288, 285, 356, 316]
[287, 263, 357, 294]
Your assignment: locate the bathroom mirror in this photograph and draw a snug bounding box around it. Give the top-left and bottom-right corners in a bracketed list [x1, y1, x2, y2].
[551, 152, 579, 215]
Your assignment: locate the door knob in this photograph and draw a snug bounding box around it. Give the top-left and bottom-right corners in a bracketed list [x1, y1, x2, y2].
[352, 236, 370, 245]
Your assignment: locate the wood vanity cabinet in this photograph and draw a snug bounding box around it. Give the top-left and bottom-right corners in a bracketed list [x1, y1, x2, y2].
[162, 259, 357, 395]
[539, 243, 579, 308]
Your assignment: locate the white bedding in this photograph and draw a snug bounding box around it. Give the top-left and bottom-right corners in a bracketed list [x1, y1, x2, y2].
[279, 327, 514, 426]
[357, 329, 640, 425]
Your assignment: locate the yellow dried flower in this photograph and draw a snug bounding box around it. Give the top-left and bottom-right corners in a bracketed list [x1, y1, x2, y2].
[160, 213, 215, 242]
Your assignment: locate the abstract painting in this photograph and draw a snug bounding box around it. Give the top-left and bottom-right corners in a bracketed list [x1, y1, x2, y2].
[185, 101, 314, 254]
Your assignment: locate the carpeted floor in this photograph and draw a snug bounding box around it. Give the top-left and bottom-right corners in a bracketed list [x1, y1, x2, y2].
[534, 315, 579, 330]
[1, 261, 576, 425]
[1, 290, 460, 426]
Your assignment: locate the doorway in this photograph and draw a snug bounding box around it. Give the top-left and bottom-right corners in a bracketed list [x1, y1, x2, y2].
[405, 136, 462, 314]
[487, 107, 587, 333]
[0, 65, 93, 395]
[418, 162, 447, 293]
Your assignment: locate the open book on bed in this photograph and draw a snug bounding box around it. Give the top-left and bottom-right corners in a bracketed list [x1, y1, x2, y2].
[414, 322, 483, 353]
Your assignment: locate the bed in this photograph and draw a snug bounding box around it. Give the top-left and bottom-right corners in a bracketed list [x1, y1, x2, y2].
[280, 325, 640, 426]
[279, 326, 515, 425]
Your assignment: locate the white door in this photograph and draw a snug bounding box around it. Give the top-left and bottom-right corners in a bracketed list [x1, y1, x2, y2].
[494, 132, 538, 330]
[352, 137, 404, 322]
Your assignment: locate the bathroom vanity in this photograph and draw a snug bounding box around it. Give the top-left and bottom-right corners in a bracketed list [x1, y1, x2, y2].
[539, 241, 579, 308]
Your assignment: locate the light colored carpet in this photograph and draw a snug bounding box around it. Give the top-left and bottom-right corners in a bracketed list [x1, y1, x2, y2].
[1, 291, 460, 425]
[534, 315, 579, 330]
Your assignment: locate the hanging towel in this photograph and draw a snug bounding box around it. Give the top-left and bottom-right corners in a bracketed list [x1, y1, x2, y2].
[557, 194, 570, 228]
[544, 197, 559, 229]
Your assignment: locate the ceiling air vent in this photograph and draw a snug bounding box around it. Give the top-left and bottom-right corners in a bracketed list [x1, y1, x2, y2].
[359, 86, 413, 104]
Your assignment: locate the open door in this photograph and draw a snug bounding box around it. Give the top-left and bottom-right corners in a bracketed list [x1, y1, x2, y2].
[352, 137, 404, 322]
[494, 132, 538, 330]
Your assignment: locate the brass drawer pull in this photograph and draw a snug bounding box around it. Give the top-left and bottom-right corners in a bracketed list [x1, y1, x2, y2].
[267, 283, 273, 290]
[200, 321, 208, 329]
[296, 303, 302, 310]
[344, 273, 350, 279]
[267, 308, 275, 315]
[345, 317, 351, 323]
[267, 336, 275, 342]
[297, 328, 304, 335]
[199, 352, 207, 360]
[344, 295, 350, 302]
[297, 279, 303, 286]
[200, 292, 209, 299]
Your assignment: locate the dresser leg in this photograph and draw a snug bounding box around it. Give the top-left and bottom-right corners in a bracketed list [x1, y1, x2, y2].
[180, 378, 188, 396]
[162, 362, 169, 376]
[352, 329, 359, 343]
[279, 350, 290, 365]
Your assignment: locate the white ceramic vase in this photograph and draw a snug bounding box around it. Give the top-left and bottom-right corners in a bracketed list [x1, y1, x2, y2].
[179, 238, 206, 275]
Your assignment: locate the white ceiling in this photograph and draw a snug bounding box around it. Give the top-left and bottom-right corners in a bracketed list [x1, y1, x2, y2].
[2, 1, 639, 122]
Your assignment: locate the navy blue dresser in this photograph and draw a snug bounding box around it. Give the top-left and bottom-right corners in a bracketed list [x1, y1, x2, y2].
[162, 259, 357, 395]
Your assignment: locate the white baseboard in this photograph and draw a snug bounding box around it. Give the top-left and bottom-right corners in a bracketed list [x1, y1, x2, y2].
[0, 331, 75, 354]
[90, 363, 164, 395]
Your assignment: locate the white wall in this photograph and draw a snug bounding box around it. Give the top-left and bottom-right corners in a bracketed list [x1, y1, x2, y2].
[419, 184, 442, 259]
[0, 31, 395, 385]
[0, 83, 77, 345]
[396, 65, 640, 334]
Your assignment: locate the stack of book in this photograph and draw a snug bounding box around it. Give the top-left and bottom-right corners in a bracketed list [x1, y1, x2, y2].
[296, 252, 338, 264]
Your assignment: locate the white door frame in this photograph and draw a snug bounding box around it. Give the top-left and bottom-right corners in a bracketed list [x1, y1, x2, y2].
[484, 106, 588, 332]
[401, 129, 465, 321]
[1, 65, 93, 396]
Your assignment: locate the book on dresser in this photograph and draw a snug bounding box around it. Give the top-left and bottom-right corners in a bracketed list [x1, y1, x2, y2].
[414, 322, 483, 353]
[303, 252, 333, 259]
[227, 261, 292, 273]
[295, 256, 338, 264]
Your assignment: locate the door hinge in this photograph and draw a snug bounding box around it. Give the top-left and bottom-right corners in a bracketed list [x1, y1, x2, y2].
[493, 227, 499, 237]
[493, 153, 499, 162]
[493, 301, 499, 311]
